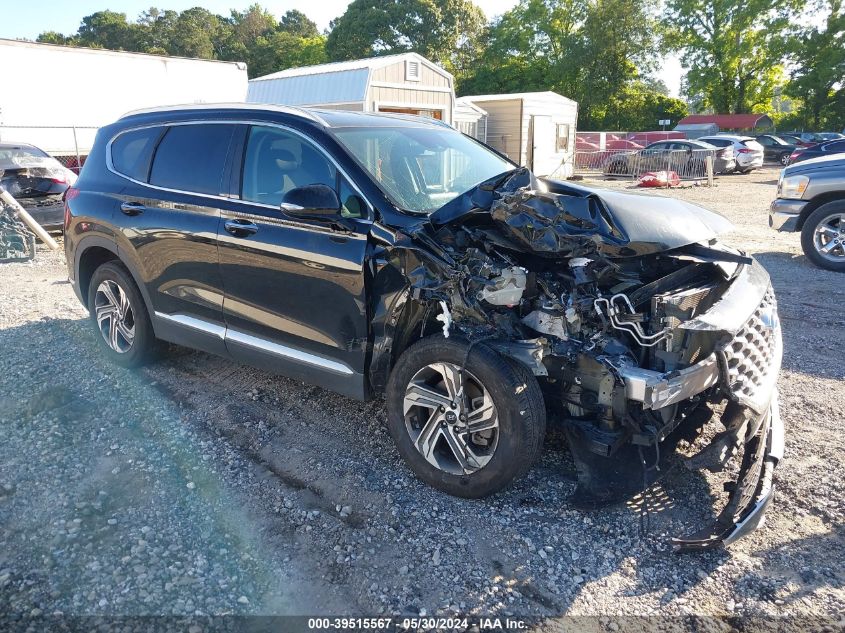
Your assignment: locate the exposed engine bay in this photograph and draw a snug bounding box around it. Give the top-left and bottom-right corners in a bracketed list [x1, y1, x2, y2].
[371, 168, 783, 550]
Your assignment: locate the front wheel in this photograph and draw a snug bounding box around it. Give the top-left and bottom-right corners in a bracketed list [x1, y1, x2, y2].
[386, 336, 546, 498]
[801, 202, 845, 272]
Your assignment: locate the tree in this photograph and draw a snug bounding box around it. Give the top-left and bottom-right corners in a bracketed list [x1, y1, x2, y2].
[578, 0, 661, 127]
[169, 8, 224, 59]
[784, 0, 845, 129]
[248, 32, 327, 77]
[76, 11, 141, 50]
[663, 0, 797, 113]
[325, 0, 486, 71]
[136, 8, 179, 55]
[458, 0, 587, 98]
[458, 0, 663, 129]
[36, 31, 75, 45]
[229, 4, 276, 42]
[594, 82, 688, 130]
[279, 9, 320, 38]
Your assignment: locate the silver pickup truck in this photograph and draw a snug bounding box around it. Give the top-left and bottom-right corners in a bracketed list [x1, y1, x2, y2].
[770, 154, 845, 272]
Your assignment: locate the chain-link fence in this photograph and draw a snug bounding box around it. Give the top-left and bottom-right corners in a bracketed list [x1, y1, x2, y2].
[575, 147, 718, 183]
[0, 125, 99, 173]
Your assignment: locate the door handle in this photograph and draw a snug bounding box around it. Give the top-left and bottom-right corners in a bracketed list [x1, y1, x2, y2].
[120, 201, 145, 216]
[224, 219, 259, 236]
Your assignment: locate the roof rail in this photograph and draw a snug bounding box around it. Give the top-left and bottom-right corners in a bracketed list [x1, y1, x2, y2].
[120, 102, 328, 126]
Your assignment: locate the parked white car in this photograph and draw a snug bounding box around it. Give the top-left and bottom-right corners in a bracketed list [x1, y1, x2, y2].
[699, 135, 764, 173]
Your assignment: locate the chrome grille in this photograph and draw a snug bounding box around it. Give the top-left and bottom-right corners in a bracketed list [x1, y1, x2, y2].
[720, 286, 780, 407]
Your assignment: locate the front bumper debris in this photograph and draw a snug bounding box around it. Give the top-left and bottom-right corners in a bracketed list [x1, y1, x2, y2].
[617, 354, 720, 410]
[565, 260, 783, 548]
[672, 393, 783, 551]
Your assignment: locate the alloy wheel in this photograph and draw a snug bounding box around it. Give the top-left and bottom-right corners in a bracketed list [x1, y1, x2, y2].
[813, 213, 845, 263]
[94, 280, 135, 353]
[780, 154, 790, 165]
[402, 362, 499, 475]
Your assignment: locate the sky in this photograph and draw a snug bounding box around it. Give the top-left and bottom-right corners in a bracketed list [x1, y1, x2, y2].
[0, 0, 682, 96]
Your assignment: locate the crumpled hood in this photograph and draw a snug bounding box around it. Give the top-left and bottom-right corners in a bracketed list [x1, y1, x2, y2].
[429, 169, 734, 258]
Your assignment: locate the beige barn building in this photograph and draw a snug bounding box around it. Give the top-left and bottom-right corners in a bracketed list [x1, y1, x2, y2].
[246, 53, 455, 125]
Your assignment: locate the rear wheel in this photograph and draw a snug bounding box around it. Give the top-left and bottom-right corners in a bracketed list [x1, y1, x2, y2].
[801, 202, 845, 272]
[386, 336, 546, 498]
[87, 261, 159, 367]
[780, 153, 790, 166]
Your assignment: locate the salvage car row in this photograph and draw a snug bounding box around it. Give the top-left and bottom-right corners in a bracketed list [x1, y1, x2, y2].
[601, 132, 845, 177]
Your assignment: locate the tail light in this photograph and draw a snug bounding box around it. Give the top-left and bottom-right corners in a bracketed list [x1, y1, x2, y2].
[46, 167, 78, 186]
[737, 148, 752, 154]
[789, 150, 801, 160]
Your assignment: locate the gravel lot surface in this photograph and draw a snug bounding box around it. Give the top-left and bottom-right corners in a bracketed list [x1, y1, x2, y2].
[1, 165, 843, 626]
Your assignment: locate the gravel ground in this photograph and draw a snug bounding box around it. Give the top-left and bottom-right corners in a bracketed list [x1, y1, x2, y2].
[1, 166, 843, 626]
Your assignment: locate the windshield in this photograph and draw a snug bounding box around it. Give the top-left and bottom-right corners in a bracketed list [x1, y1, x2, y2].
[332, 126, 514, 214]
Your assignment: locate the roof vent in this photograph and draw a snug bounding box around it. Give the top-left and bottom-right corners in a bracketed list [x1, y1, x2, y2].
[405, 59, 421, 81]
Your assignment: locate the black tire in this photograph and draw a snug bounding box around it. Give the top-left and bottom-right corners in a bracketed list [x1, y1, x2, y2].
[801, 202, 845, 272]
[87, 261, 159, 367]
[386, 336, 546, 498]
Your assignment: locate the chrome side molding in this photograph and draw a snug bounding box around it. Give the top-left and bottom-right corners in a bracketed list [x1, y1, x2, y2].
[154, 311, 353, 376]
[225, 329, 353, 376]
[155, 311, 226, 339]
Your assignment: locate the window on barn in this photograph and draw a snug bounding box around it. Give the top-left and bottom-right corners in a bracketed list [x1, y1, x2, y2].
[405, 60, 421, 81]
[556, 124, 570, 152]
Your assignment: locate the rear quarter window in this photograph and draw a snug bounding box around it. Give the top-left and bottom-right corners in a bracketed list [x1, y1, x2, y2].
[149, 124, 236, 195]
[111, 127, 162, 182]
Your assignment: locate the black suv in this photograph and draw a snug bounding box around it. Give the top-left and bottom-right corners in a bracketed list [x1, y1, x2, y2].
[66, 105, 783, 549]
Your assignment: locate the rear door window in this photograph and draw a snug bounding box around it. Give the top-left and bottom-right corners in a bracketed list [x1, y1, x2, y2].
[111, 127, 162, 182]
[149, 124, 236, 195]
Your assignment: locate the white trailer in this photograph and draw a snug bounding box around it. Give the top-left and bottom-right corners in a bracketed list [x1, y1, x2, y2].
[0, 39, 248, 157]
[459, 91, 579, 178]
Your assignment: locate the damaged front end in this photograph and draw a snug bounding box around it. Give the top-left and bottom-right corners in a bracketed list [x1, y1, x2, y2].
[371, 168, 783, 550]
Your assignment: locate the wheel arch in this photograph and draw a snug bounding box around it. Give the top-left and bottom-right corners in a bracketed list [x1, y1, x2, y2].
[75, 238, 154, 319]
[368, 292, 443, 396]
[796, 194, 845, 231]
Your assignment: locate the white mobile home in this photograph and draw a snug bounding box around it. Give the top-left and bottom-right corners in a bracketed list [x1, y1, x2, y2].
[460, 92, 578, 178]
[0, 39, 248, 156]
[247, 53, 455, 125]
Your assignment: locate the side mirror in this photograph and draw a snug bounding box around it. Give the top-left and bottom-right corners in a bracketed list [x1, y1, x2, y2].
[280, 184, 340, 220]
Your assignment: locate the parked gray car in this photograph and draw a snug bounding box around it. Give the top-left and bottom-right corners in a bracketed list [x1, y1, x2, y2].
[770, 154, 845, 271]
